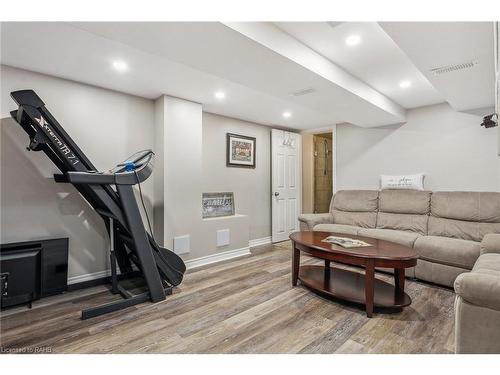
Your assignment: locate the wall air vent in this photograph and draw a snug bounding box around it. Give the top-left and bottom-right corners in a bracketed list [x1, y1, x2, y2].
[291, 88, 315, 97]
[429, 60, 478, 75]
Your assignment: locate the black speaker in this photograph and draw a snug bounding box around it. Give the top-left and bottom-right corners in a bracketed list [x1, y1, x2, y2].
[480, 113, 498, 128]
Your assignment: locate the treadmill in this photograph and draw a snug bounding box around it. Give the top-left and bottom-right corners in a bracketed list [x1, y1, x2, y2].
[9, 89, 186, 319]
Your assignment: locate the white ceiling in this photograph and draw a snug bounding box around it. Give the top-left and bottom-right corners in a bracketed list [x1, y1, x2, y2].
[0, 22, 495, 130]
[70, 21, 406, 127]
[380, 22, 495, 112]
[0, 22, 330, 129]
[274, 22, 444, 109]
[0, 22, 405, 129]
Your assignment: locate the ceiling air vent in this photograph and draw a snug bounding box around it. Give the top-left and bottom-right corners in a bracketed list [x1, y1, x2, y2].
[291, 88, 315, 97]
[327, 22, 343, 29]
[429, 60, 478, 75]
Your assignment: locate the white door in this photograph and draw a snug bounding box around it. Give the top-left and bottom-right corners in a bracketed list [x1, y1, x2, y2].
[271, 129, 301, 243]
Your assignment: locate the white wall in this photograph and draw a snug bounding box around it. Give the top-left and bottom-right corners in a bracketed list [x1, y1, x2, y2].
[1, 65, 155, 281]
[153, 96, 165, 243]
[202, 113, 271, 240]
[336, 103, 500, 191]
[163, 95, 203, 250]
[153, 102, 252, 261]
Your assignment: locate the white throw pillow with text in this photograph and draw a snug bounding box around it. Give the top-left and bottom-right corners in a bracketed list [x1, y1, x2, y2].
[380, 173, 425, 190]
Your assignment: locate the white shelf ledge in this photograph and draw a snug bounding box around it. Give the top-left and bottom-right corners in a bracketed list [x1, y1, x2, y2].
[202, 214, 248, 221]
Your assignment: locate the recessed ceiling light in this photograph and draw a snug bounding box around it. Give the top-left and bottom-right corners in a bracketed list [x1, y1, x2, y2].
[215, 91, 226, 100]
[112, 60, 128, 72]
[399, 80, 412, 88]
[282, 111, 292, 119]
[345, 35, 361, 47]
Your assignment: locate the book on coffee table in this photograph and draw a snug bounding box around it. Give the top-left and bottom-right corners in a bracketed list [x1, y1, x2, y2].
[322, 235, 372, 248]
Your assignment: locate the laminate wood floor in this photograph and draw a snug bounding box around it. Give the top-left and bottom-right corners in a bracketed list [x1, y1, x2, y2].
[0, 241, 455, 354]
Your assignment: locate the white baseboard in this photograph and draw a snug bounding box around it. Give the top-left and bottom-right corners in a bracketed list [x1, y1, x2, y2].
[68, 244, 256, 284]
[185, 246, 251, 270]
[68, 269, 112, 285]
[248, 236, 272, 248]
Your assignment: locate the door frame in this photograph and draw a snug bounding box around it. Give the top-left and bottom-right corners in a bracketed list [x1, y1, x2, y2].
[301, 124, 337, 196]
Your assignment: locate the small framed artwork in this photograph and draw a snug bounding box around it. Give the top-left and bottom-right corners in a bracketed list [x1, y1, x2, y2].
[202, 192, 235, 218]
[226, 133, 256, 168]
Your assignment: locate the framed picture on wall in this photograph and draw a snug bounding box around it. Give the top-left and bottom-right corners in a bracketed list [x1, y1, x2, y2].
[226, 133, 256, 168]
[202, 192, 235, 218]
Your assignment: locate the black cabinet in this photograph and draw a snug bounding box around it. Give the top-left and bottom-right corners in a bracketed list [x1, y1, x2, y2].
[0, 238, 68, 309]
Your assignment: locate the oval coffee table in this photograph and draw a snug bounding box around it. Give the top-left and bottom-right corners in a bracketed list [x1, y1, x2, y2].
[289, 231, 418, 317]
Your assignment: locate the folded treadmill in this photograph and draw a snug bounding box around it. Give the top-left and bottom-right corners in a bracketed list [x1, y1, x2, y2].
[9, 89, 186, 319]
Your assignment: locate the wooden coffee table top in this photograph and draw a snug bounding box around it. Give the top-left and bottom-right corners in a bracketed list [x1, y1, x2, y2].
[290, 231, 417, 262]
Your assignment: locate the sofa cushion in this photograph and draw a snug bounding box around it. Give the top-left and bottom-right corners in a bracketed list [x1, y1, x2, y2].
[313, 223, 360, 236]
[357, 228, 420, 248]
[414, 236, 480, 270]
[378, 189, 431, 214]
[376, 212, 428, 235]
[332, 210, 377, 228]
[415, 259, 466, 288]
[428, 216, 500, 242]
[429, 192, 500, 242]
[473, 253, 500, 275]
[330, 190, 379, 229]
[376, 190, 430, 235]
[481, 234, 500, 255]
[330, 190, 379, 212]
[298, 213, 333, 231]
[431, 191, 500, 223]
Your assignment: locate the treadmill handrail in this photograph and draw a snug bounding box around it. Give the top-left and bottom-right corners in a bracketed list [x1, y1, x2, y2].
[67, 151, 154, 185]
[66, 171, 115, 185]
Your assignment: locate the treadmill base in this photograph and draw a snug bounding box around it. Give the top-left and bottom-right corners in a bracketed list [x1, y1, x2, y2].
[81, 284, 173, 320]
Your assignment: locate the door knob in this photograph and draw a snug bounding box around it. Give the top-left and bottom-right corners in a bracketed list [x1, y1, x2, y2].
[274, 192, 280, 197]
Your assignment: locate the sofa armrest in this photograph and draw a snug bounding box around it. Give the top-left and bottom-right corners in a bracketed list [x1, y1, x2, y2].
[298, 213, 333, 231]
[454, 272, 500, 311]
[481, 234, 500, 255]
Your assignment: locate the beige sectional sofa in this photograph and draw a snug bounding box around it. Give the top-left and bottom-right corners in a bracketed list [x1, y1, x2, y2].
[454, 234, 500, 353]
[298, 189, 500, 353]
[299, 189, 500, 287]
